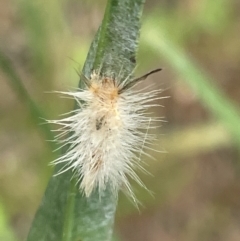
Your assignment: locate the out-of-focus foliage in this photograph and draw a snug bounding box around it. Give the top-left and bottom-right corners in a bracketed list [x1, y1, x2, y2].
[0, 201, 16, 241]
[0, 0, 240, 241]
[141, 18, 240, 145]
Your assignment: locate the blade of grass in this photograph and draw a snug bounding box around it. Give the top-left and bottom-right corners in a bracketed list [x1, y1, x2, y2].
[141, 18, 240, 146]
[27, 0, 145, 241]
[0, 201, 17, 241]
[0, 51, 55, 150]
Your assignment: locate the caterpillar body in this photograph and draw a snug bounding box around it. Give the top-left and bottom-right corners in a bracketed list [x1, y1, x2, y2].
[49, 68, 162, 202]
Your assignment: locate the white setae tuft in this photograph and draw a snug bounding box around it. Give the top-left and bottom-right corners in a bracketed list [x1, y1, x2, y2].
[48, 69, 162, 202]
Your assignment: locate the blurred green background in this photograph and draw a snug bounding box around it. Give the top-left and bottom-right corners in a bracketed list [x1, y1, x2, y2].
[1, 0, 240, 240]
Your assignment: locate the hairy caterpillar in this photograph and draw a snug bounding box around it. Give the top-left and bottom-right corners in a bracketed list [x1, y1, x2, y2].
[48, 68, 162, 202]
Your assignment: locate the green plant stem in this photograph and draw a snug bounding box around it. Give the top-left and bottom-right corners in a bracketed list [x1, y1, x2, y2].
[27, 0, 145, 240]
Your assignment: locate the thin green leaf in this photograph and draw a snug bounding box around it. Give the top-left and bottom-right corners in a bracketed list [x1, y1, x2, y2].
[141, 18, 240, 146]
[0, 201, 17, 241]
[27, 0, 144, 241]
[0, 51, 55, 150]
